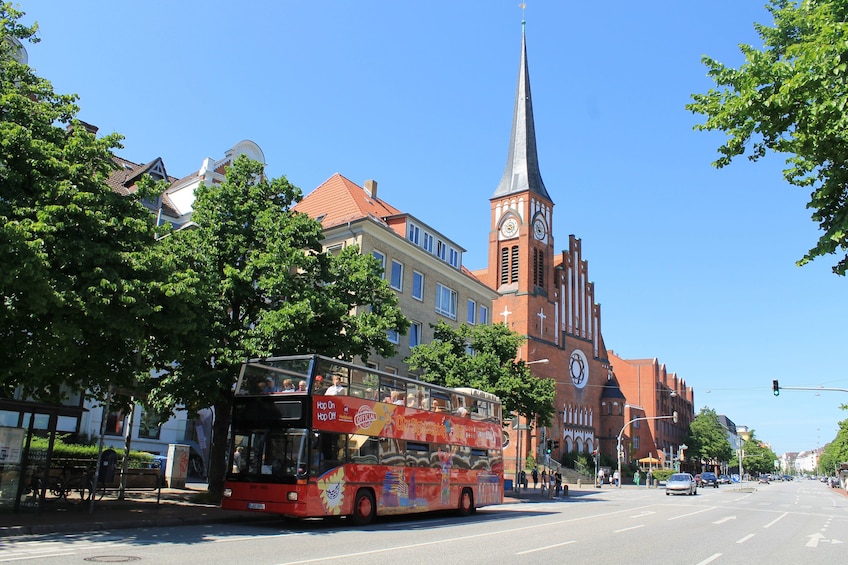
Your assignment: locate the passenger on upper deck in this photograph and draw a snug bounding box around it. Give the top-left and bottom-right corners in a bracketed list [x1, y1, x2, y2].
[325, 374, 345, 395]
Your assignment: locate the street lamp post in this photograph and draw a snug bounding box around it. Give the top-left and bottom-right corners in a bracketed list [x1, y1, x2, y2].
[616, 410, 678, 488]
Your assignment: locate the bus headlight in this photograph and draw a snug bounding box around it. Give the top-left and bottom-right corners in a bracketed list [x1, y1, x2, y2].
[223, 488, 232, 498]
[287, 491, 298, 502]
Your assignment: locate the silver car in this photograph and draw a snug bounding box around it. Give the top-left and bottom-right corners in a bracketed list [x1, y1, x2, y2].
[666, 472, 697, 496]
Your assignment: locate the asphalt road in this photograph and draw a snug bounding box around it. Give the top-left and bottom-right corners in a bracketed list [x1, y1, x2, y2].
[1, 480, 844, 565]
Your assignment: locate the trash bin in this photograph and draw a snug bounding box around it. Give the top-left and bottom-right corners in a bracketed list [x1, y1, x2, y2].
[100, 449, 118, 483]
[504, 479, 513, 491]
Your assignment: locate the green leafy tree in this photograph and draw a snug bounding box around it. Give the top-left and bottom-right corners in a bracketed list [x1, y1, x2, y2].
[1, 4, 166, 401]
[741, 431, 779, 475]
[150, 155, 408, 499]
[687, 0, 848, 275]
[819, 416, 848, 475]
[686, 407, 733, 467]
[405, 320, 556, 426]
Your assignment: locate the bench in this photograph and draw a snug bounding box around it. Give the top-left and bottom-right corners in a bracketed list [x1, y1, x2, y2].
[100, 468, 163, 504]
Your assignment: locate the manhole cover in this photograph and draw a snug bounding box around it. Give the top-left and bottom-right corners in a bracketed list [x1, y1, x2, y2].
[84, 557, 141, 563]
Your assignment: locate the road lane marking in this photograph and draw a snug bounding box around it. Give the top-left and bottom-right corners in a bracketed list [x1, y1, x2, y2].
[274, 504, 658, 564]
[736, 534, 755, 544]
[763, 512, 788, 528]
[713, 516, 736, 525]
[0, 552, 76, 563]
[667, 507, 715, 521]
[631, 511, 655, 518]
[515, 540, 577, 554]
[614, 525, 645, 533]
[696, 553, 722, 565]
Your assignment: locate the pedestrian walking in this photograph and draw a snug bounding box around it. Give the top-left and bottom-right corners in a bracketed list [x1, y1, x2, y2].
[532, 467, 539, 489]
[634, 469, 641, 487]
[519, 469, 527, 489]
[540, 469, 548, 495]
[548, 472, 556, 499]
[613, 469, 620, 487]
[647, 469, 653, 488]
[555, 471, 562, 497]
[597, 468, 605, 488]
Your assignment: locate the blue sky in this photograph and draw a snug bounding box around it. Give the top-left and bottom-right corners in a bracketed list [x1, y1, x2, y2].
[19, 1, 847, 458]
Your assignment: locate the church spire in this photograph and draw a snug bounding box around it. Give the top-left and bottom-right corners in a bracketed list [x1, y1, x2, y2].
[493, 22, 551, 202]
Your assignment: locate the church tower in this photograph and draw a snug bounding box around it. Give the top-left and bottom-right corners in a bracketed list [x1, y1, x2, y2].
[485, 19, 615, 472]
[487, 21, 556, 349]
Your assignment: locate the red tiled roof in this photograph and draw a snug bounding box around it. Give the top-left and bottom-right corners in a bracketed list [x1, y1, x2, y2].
[294, 173, 402, 229]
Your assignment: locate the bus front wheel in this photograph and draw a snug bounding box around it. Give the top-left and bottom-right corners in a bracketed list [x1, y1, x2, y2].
[458, 488, 475, 516]
[351, 489, 375, 526]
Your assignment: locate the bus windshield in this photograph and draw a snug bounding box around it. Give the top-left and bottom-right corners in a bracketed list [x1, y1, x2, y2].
[232, 428, 309, 481]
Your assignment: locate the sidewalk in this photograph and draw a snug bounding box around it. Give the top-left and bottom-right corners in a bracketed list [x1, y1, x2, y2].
[0, 481, 267, 537]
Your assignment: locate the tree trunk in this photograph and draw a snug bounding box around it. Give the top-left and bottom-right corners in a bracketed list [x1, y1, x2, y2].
[206, 389, 234, 502]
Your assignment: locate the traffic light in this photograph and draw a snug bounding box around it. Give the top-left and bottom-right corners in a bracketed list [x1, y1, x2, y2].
[545, 440, 552, 454]
[773, 379, 780, 396]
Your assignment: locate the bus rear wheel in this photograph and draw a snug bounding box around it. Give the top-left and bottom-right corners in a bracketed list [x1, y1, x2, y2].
[458, 488, 475, 516]
[351, 489, 375, 526]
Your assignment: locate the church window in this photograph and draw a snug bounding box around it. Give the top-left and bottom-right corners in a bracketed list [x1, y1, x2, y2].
[500, 247, 509, 284]
[533, 249, 544, 288]
[510, 246, 519, 283]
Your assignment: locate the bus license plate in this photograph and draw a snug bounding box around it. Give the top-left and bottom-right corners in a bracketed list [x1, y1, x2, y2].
[248, 502, 266, 510]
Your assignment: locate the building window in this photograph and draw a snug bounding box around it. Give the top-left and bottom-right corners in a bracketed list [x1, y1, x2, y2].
[387, 329, 399, 344]
[479, 305, 489, 325]
[435, 283, 457, 320]
[384, 366, 398, 375]
[409, 321, 422, 348]
[633, 436, 640, 450]
[412, 271, 424, 300]
[436, 240, 446, 261]
[104, 410, 126, 436]
[407, 223, 420, 245]
[449, 248, 459, 268]
[423, 233, 433, 253]
[467, 299, 477, 324]
[390, 260, 403, 291]
[138, 407, 163, 440]
[500, 247, 509, 285]
[372, 251, 386, 279]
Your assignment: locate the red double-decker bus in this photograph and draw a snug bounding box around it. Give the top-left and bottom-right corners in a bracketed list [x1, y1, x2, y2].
[221, 354, 504, 525]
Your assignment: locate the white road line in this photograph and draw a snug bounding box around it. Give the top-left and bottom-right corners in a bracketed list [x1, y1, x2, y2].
[0, 552, 76, 563]
[763, 512, 788, 528]
[614, 525, 645, 533]
[668, 507, 715, 521]
[737, 534, 755, 544]
[696, 553, 723, 565]
[515, 540, 577, 555]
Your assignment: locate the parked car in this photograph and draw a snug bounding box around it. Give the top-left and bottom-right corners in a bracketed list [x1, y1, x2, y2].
[666, 473, 698, 496]
[698, 472, 719, 488]
[717, 474, 731, 484]
[758, 474, 770, 484]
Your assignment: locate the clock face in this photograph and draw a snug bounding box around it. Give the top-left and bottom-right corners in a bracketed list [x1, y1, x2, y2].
[533, 218, 546, 240]
[501, 217, 519, 238]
